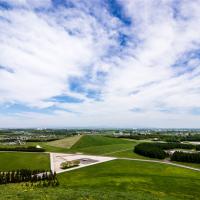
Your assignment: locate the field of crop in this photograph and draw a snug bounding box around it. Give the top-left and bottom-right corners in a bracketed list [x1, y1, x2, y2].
[0, 152, 50, 170]
[0, 159, 199, 200]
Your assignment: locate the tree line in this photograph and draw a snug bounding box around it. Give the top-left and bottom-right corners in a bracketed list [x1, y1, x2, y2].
[134, 143, 167, 159]
[134, 142, 200, 162]
[196, 145, 200, 151]
[0, 169, 59, 186]
[152, 142, 194, 150]
[26, 138, 58, 142]
[116, 133, 200, 142]
[171, 151, 200, 163]
[0, 146, 45, 152]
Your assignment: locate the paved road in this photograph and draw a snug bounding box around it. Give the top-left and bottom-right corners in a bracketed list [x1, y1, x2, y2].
[119, 157, 200, 171]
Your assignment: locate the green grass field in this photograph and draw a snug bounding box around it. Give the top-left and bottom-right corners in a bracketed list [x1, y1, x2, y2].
[0, 135, 200, 199]
[48, 135, 82, 149]
[69, 135, 135, 155]
[71, 135, 131, 148]
[64, 135, 200, 170]
[0, 159, 199, 200]
[1, 135, 199, 168]
[68, 135, 156, 160]
[0, 152, 50, 170]
[172, 161, 200, 169]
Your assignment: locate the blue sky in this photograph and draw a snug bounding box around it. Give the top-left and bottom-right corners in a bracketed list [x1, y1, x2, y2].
[0, 0, 200, 128]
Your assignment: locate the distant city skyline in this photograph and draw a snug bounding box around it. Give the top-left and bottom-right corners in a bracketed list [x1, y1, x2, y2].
[1, 0, 200, 128]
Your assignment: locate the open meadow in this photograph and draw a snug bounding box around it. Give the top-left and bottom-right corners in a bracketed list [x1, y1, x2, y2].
[0, 134, 200, 199]
[0, 152, 50, 170]
[0, 159, 199, 200]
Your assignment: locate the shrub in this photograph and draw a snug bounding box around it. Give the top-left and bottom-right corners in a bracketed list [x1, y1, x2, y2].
[134, 143, 167, 159]
[196, 145, 200, 151]
[0, 169, 58, 186]
[171, 151, 200, 163]
[134, 142, 195, 160]
[0, 146, 45, 152]
[60, 160, 80, 169]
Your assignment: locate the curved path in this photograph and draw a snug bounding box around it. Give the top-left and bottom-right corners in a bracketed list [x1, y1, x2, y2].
[101, 148, 200, 172]
[119, 157, 200, 172]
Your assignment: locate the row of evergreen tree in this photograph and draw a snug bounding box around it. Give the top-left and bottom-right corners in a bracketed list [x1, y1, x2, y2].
[134, 142, 200, 160]
[134, 143, 167, 159]
[117, 134, 200, 142]
[0, 169, 58, 186]
[0, 146, 45, 152]
[171, 151, 200, 163]
[196, 145, 200, 151]
[152, 142, 194, 150]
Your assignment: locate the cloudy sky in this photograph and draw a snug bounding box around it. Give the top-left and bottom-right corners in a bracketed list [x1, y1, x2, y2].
[0, 0, 200, 128]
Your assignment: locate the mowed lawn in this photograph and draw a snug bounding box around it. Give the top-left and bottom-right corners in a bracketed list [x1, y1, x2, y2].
[69, 135, 136, 155]
[0, 152, 50, 170]
[69, 135, 153, 159]
[0, 159, 200, 200]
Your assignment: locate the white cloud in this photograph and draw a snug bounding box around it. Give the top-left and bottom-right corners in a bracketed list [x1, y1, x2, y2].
[0, 0, 200, 128]
[0, 6, 116, 106]
[0, 0, 52, 8]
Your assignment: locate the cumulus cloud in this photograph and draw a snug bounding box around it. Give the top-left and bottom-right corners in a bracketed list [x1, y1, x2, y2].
[0, 0, 200, 128]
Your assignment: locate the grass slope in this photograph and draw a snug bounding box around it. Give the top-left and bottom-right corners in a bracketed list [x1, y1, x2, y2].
[69, 135, 135, 155]
[0, 159, 200, 200]
[0, 152, 50, 170]
[71, 135, 131, 149]
[69, 135, 153, 158]
[48, 135, 82, 149]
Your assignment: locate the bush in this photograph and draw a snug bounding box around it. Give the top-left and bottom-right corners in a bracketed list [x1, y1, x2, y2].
[134, 143, 167, 159]
[60, 160, 80, 169]
[0, 146, 45, 152]
[134, 142, 195, 159]
[0, 169, 58, 185]
[196, 145, 200, 151]
[171, 151, 200, 163]
[152, 142, 194, 150]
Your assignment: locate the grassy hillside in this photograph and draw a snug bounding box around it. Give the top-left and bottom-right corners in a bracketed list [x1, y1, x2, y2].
[68, 135, 136, 155]
[0, 152, 50, 170]
[0, 159, 200, 200]
[48, 135, 82, 149]
[70, 135, 200, 168]
[71, 135, 131, 149]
